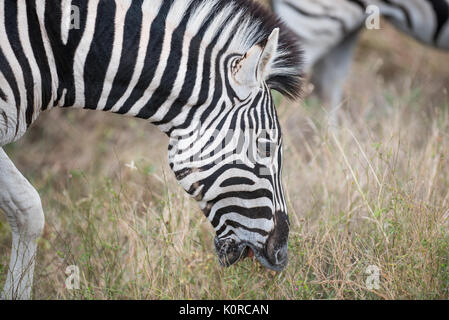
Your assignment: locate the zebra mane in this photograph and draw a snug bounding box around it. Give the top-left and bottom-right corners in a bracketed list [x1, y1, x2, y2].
[189, 0, 303, 99]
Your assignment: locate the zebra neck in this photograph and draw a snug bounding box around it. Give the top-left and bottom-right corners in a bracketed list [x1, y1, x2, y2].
[46, 0, 225, 136]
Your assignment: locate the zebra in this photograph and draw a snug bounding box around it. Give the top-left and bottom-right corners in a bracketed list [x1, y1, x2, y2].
[270, 0, 449, 124]
[0, 0, 302, 299]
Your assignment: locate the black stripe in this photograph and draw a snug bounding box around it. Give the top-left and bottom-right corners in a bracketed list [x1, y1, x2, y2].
[168, 20, 225, 135]
[179, 163, 259, 197]
[45, 0, 89, 107]
[43, 0, 63, 106]
[103, 3, 142, 111]
[153, 4, 219, 127]
[0, 87, 6, 102]
[426, 0, 449, 43]
[117, 0, 174, 115]
[216, 220, 269, 238]
[0, 48, 20, 135]
[26, 0, 52, 111]
[259, 91, 269, 130]
[198, 18, 239, 126]
[136, 4, 193, 119]
[211, 205, 272, 228]
[218, 229, 236, 240]
[182, 99, 250, 164]
[83, 0, 116, 110]
[166, 9, 241, 136]
[5, 1, 34, 127]
[208, 189, 273, 207]
[219, 177, 255, 188]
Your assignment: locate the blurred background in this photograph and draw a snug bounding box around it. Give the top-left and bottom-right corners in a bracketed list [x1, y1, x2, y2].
[1, 0, 448, 299]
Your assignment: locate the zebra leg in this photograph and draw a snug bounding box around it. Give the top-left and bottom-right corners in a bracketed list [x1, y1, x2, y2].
[310, 28, 361, 127]
[0, 147, 44, 300]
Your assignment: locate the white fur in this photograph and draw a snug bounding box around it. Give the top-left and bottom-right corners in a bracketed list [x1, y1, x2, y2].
[97, 0, 132, 110]
[60, 0, 72, 45]
[73, 0, 99, 108]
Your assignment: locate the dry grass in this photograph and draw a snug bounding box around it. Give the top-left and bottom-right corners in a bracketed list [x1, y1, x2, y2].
[1, 11, 449, 299]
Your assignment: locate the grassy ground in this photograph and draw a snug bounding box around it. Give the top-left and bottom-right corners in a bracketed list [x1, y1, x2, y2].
[1, 13, 449, 299]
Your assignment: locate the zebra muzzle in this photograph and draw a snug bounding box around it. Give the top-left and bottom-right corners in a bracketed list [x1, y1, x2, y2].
[214, 237, 252, 267]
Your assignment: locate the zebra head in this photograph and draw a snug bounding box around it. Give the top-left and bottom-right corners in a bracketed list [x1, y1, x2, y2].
[168, 23, 301, 272]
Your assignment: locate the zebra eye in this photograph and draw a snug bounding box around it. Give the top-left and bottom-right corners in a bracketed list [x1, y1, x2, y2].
[257, 138, 275, 159]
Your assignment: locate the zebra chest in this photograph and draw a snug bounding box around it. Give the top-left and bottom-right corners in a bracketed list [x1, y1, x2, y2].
[0, 88, 29, 147]
[0, 106, 30, 147]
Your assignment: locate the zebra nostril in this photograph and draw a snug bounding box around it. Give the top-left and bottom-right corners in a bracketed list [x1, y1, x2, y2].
[275, 244, 288, 265]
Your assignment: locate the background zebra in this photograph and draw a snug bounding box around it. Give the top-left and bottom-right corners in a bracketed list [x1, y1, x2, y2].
[0, 0, 301, 299]
[271, 0, 449, 124]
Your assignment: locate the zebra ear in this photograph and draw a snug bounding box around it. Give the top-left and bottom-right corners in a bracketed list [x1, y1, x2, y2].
[233, 28, 279, 87]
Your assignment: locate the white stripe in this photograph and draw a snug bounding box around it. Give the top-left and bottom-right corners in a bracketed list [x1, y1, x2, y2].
[168, 8, 244, 137]
[156, 1, 217, 132]
[60, 0, 72, 45]
[149, 3, 211, 124]
[57, 88, 67, 107]
[0, 1, 27, 137]
[214, 212, 274, 234]
[97, 0, 132, 110]
[17, 0, 42, 122]
[110, 0, 163, 113]
[218, 225, 269, 244]
[127, 0, 193, 116]
[196, 10, 245, 133]
[36, 0, 59, 110]
[73, 0, 99, 108]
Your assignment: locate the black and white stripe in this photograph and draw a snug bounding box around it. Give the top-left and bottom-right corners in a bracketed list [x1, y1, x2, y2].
[0, 0, 303, 282]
